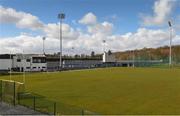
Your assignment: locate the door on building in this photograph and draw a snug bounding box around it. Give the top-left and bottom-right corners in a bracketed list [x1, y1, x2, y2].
[21, 67, 24, 72]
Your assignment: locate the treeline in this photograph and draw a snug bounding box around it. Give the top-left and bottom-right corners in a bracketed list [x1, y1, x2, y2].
[50, 51, 102, 59]
[114, 45, 180, 64]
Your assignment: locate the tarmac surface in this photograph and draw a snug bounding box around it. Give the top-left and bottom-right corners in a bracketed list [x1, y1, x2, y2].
[0, 102, 43, 115]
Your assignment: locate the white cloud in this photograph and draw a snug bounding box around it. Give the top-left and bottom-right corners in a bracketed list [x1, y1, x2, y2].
[0, 28, 180, 55]
[79, 12, 97, 25]
[0, 5, 44, 30]
[0, 34, 60, 54]
[79, 12, 113, 35]
[87, 21, 113, 35]
[141, 0, 176, 26]
[43, 23, 79, 40]
[103, 28, 180, 52]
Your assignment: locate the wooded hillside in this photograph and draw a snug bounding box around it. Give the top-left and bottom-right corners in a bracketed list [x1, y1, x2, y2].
[114, 45, 180, 63]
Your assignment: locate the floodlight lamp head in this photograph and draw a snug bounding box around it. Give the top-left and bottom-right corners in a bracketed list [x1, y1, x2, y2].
[43, 37, 46, 40]
[58, 13, 65, 19]
[168, 21, 172, 27]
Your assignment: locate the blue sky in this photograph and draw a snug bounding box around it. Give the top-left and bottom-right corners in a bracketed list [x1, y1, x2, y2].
[0, 0, 175, 37]
[0, 0, 180, 54]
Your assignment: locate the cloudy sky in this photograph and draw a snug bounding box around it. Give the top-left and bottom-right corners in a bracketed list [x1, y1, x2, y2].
[0, 0, 180, 55]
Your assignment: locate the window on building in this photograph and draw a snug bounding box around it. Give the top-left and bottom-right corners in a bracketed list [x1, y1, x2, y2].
[33, 67, 36, 69]
[26, 59, 31, 62]
[32, 57, 46, 63]
[41, 58, 46, 63]
[33, 59, 36, 63]
[42, 67, 46, 69]
[26, 67, 30, 69]
[17, 59, 21, 62]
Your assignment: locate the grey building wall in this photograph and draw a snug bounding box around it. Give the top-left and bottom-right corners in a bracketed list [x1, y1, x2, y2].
[46, 61, 59, 71]
[46, 59, 102, 71]
[63, 60, 101, 68]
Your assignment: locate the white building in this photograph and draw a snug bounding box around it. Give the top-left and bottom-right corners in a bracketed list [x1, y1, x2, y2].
[0, 54, 12, 72]
[103, 52, 116, 62]
[0, 54, 47, 72]
[13, 54, 47, 72]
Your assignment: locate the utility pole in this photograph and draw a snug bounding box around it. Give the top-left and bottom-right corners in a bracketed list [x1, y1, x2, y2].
[102, 40, 106, 52]
[72, 47, 74, 57]
[42, 37, 46, 55]
[10, 51, 12, 80]
[133, 50, 135, 68]
[22, 51, 25, 84]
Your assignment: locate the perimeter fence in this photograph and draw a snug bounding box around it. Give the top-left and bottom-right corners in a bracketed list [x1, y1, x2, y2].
[0, 79, 96, 115]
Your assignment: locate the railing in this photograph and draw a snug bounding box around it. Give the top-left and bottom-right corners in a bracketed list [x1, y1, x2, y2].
[18, 92, 56, 115]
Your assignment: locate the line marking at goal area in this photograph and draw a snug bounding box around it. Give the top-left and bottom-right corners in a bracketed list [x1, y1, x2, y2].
[0, 79, 24, 85]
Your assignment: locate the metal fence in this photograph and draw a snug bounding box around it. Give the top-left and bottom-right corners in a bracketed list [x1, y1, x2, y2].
[0, 80, 24, 105]
[17, 92, 96, 115]
[0, 79, 96, 115]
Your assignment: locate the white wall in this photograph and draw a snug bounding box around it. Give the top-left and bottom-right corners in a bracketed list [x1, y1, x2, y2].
[31, 63, 47, 71]
[13, 58, 31, 72]
[13, 54, 47, 72]
[0, 59, 12, 70]
[103, 52, 116, 62]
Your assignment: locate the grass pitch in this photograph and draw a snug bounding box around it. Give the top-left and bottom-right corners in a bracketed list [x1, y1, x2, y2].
[0, 67, 180, 114]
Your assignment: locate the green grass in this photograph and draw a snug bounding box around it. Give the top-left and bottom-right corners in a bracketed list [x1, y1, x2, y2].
[150, 63, 180, 68]
[1, 67, 180, 114]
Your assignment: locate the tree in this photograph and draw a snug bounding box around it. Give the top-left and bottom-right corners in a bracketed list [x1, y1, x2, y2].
[74, 54, 80, 58]
[108, 50, 112, 55]
[91, 51, 95, 57]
